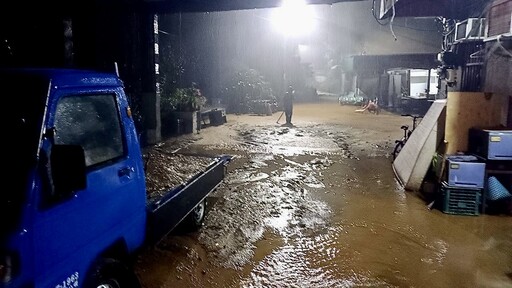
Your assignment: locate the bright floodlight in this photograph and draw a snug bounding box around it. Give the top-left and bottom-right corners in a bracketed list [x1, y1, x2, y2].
[272, 0, 316, 36]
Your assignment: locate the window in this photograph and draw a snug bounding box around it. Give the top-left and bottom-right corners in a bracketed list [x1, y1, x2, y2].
[54, 94, 125, 167]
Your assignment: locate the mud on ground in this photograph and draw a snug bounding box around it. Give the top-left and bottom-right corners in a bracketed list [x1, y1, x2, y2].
[135, 101, 512, 288]
[143, 143, 215, 200]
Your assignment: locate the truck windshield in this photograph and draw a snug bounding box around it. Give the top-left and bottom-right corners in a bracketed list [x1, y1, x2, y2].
[0, 72, 48, 236]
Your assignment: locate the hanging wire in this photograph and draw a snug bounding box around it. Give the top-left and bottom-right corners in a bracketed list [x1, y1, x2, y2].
[389, 0, 397, 41]
[440, 17, 457, 52]
[371, 0, 398, 40]
[442, 18, 457, 36]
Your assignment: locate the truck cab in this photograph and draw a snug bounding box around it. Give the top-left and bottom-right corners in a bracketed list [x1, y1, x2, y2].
[1, 68, 147, 287]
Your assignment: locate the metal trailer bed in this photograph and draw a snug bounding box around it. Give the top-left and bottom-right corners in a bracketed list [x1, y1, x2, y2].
[145, 155, 231, 243]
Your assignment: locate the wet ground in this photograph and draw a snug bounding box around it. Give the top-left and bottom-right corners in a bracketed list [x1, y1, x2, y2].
[134, 100, 512, 288]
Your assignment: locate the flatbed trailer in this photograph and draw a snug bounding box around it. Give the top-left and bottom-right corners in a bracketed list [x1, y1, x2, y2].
[146, 155, 231, 243]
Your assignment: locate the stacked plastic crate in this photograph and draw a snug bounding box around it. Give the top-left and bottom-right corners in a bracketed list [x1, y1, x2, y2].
[440, 155, 486, 216]
[468, 128, 512, 213]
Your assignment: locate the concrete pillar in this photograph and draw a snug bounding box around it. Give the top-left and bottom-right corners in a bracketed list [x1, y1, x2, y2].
[341, 73, 346, 95]
[352, 74, 358, 95]
[63, 18, 73, 67]
[141, 14, 161, 145]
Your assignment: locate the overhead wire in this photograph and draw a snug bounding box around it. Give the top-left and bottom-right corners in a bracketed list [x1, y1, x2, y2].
[371, 0, 398, 40]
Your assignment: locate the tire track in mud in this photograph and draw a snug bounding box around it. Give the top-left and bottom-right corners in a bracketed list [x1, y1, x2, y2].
[198, 152, 333, 270]
[195, 124, 346, 269]
[137, 121, 405, 287]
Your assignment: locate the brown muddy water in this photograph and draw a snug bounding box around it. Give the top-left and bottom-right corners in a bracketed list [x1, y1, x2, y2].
[135, 103, 512, 288]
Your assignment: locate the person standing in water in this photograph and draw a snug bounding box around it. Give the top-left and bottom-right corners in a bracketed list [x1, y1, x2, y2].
[283, 85, 294, 126]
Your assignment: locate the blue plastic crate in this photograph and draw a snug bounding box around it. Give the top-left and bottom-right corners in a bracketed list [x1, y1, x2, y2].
[446, 155, 486, 188]
[440, 182, 481, 216]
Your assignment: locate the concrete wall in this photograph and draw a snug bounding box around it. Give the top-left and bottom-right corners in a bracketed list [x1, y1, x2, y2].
[445, 92, 509, 154]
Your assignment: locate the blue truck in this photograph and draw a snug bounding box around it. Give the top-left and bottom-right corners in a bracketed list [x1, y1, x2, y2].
[0, 68, 230, 287]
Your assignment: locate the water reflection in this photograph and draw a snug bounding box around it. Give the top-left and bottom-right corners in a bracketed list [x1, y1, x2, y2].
[241, 226, 395, 288]
[136, 118, 512, 288]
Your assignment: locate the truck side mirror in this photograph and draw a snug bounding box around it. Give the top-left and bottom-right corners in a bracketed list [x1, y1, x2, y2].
[51, 145, 87, 199]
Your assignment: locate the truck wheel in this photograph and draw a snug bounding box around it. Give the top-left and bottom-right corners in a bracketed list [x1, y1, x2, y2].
[185, 199, 207, 230]
[85, 258, 141, 288]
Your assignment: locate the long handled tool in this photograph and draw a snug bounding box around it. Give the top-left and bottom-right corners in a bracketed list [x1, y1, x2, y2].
[276, 110, 285, 124]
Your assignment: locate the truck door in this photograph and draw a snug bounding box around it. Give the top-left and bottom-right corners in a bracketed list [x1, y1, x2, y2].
[32, 88, 146, 287]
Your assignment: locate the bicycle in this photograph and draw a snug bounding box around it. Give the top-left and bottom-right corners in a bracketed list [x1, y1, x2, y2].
[392, 114, 423, 160]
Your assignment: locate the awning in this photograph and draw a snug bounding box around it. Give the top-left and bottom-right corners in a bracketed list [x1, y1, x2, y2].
[2, 0, 365, 15]
[351, 53, 439, 74]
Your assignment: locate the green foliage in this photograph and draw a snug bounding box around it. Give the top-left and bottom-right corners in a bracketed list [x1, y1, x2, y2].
[161, 87, 206, 113]
[222, 68, 275, 114]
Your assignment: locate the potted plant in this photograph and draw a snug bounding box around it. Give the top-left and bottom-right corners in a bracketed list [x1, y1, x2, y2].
[161, 87, 206, 135]
[170, 87, 205, 112]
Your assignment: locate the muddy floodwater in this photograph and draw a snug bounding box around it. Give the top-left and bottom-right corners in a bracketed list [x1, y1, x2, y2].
[135, 101, 512, 288]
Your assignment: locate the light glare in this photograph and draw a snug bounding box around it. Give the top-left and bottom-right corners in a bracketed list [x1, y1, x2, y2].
[272, 0, 315, 36]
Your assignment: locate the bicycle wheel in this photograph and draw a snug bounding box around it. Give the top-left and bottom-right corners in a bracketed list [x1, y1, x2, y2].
[392, 141, 404, 160]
